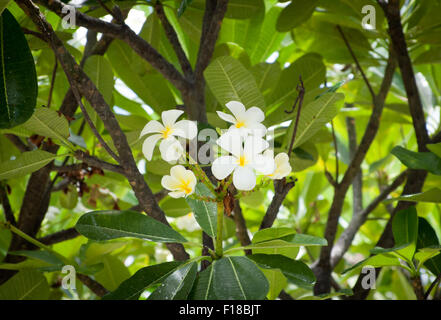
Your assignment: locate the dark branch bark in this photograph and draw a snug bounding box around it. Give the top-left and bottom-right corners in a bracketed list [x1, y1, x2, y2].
[38, 228, 79, 245]
[313, 48, 396, 296]
[0, 186, 16, 226]
[77, 273, 108, 298]
[16, 0, 189, 261]
[154, 1, 193, 78]
[232, 198, 251, 255]
[330, 171, 407, 268]
[259, 179, 296, 230]
[4, 134, 31, 152]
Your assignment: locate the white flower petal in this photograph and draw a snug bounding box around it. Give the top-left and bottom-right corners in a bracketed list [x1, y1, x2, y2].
[160, 137, 184, 162]
[140, 120, 165, 138]
[233, 166, 256, 191]
[162, 109, 184, 127]
[211, 155, 238, 180]
[142, 134, 162, 161]
[216, 130, 244, 158]
[244, 135, 269, 156]
[173, 120, 198, 140]
[245, 122, 267, 137]
[170, 164, 188, 180]
[168, 191, 186, 198]
[245, 106, 265, 123]
[250, 154, 275, 175]
[226, 101, 246, 120]
[217, 111, 237, 124]
[161, 175, 181, 191]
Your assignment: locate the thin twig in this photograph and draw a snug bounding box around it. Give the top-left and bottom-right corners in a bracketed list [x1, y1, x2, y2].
[47, 57, 58, 108]
[287, 76, 305, 157]
[424, 273, 441, 300]
[336, 25, 375, 100]
[331, 120, 339, 184]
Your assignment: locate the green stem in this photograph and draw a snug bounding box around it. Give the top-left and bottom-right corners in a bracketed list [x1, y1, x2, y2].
[215, 201, 224, 259]
[0, 221, 71, 265]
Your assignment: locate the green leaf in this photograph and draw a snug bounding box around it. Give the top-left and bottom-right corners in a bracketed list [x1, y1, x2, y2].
[0, 270, 50, 300]
[83, 55, 114, 106]
[391, 146, 441, 175]
[75, 210, 188, 243]
[415, 248, 441, 267]
[185, 183, 217, 237]
[261, 269, 287, 300]
[342, 254, 402, 274]
[252, 227, 296, 243]
[148, 262, 198, 300]
[0, 9, 38, 129]
[0, 150, 63, 180]
[0, 227, 11, 263]
[190, 256, 269, 300]
[94, 254, 131, 291]
[427, 142, 441, 158]
[276, 0, 319, 31]
[102, 261, 183, 300]
[417, 217, 441, 276]
[9, 250, 64, 266]
[385, 188, 441, 204]
[225, 0, 264, 20]
[0, 1, 11, 15]
[160, 197, 192, 218]
[204, 55, 265, 109]
[248, 254, 315, 289]
[392, 206, 418, 261]
[285, 92, 344, 149]
[17, 107, 71, 146]
[178, 0, 194, 17]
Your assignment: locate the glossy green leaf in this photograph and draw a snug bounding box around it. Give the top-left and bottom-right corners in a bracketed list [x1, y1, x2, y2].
[0, 270, 50, 300]
[342, 254, 402, 274]
[385, 188, 441, 204]
[276, 0, 319, 31]
[102, 261, 183, 300]
[190, 256, 269, 300]
[95, 254, 131, 291]
[205, 55, 265, 109]
[391, 146, 441, 175]
[427, 142, 441, 158]
[417, 217, 441, 276]
[0, 150, 63, 180]
[225, 0, 264, 19]
[261, 269, 287, 300]
[185, 183, 217, 237]
[392, 206, 418, 261]
[75, 210, 187, 243]
[285, 92, 344, 149]
[248, 254, 315, 289]
[17, 107, 71, 146]
[148, 262, 198, 300]
[0, 9, 37, 129]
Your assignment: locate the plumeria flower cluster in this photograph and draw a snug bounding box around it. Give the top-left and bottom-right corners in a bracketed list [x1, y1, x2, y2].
[139, 101, 292, 198]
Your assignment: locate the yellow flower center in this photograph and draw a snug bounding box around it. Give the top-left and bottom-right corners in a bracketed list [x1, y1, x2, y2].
[235, 121, 245, 128]
[178, 180, 192, 194]
[238, 156, 248, 167]
[161, 126, 174, 139]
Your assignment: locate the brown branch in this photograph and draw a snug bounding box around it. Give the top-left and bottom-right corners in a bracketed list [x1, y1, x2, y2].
[154, 1, 193, 78]
[331, 120, 339, 183]
[77, 273, 108, 298]
[0, 186, 16, 226]
[380, 0, 429, 151]
[36, 0, 189, 94]
[194, 0, 229, 81]
[38, 228, 79, 245]
[330, 171, 407, 268]
[16, 0, 189, 261]
[47, 57, 57, 108]
[313, 48, 396, 296]
[259, 179, 296, 230]
[4, 134, 31, 152]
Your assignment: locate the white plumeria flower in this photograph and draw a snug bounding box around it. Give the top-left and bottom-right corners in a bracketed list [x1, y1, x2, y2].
[211, 129, 275, 191]
[263, 150, 292, 180]
[140, 110, 197, 161]
[161, 165, 197, 198]
[176, 213, 200, 232]
[217, 101, 267, 137]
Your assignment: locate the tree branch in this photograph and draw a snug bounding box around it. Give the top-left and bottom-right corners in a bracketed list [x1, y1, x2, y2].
[16, 0, 189, 261]
[38, 228, 79, 245]
[154, 1, 193, 78]
[0, 186, 16, 226]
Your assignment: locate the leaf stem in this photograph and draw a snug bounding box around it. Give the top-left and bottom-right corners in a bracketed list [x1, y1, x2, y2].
[0, 221, 71, 265]
[215, 201, 224, 258]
